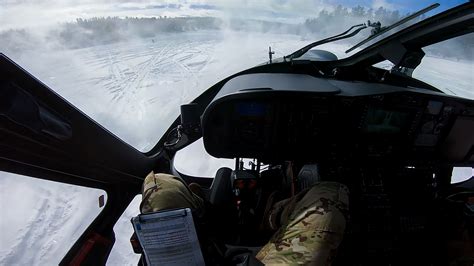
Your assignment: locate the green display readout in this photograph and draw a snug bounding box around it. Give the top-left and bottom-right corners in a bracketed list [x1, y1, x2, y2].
[364, 108, 410, 133]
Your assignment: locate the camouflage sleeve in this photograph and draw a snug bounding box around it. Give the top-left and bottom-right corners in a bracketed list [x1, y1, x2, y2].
[256, 182, 349, 265]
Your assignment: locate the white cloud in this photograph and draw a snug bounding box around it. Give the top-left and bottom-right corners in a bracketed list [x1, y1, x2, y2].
[372, 0, 396, 11]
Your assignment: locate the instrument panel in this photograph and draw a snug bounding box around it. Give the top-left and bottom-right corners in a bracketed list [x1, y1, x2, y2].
[202, 87, 474, 164]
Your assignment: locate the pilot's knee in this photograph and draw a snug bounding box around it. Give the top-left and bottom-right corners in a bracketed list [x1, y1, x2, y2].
[306, 181, 349, 210]
[141, 172, 202, 213]
[286, 182, 349, 232]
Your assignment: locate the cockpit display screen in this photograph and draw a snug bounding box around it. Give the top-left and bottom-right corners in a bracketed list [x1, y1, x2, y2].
[364, 108, 410, 134]
[426, 100, 443, 115]
[236, 102, 267, 117]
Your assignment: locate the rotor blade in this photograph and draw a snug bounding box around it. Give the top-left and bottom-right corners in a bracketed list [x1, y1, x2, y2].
[345, 3, 440, 53]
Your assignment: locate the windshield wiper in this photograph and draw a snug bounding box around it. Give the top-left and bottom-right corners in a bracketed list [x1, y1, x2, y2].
[285, 23, 367, 61]
[345, 3, 440, 53]
[286, 3, 440, 61]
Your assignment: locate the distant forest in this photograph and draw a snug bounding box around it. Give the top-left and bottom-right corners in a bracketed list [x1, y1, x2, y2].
[1, 5, 472, 59]
[58, 17, 221, 48]
[304, 5, 407, 35]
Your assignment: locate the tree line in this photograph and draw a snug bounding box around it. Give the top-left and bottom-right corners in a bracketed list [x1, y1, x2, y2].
[58, 17, 221, 48]
[304, 5, 409, 35]
[0, 9, 471, 60]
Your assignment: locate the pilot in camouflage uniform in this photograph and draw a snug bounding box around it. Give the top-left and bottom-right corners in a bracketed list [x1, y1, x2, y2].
[140, 172, 349, 265]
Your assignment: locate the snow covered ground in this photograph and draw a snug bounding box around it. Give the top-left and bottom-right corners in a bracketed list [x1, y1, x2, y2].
[414, 56, 474, 99]
[5, 31, 314, 152]
[0, 173, 104, 265]
[0, 30, 472, 265]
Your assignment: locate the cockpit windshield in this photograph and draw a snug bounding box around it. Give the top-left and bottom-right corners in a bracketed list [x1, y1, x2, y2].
[0, 0, 471, 152]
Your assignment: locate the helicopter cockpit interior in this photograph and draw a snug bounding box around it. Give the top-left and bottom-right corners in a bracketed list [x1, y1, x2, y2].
[1, 2, 473, 265]
[155, 70, 474, 265]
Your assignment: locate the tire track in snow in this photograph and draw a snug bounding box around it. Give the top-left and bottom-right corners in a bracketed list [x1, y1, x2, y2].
[115, 43, 173, 119]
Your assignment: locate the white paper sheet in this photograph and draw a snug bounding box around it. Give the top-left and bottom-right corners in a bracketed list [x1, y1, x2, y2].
[131, 208, 204, 266]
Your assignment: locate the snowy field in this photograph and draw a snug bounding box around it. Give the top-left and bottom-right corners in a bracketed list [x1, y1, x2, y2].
[1, 30, 473, 265]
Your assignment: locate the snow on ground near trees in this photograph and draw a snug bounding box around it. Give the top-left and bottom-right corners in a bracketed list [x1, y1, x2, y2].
[0, 30, 472, 266]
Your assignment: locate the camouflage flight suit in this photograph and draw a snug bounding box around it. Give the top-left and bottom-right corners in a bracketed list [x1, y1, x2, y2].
[140, 172, 204, 213]
[141, 172, 349, 265]
[256, 182, 349, 265]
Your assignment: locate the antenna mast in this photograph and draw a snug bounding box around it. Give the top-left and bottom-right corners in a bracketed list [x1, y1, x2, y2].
[268, 46, 275, 63]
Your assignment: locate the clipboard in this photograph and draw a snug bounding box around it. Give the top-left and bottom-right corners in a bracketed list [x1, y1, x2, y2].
[131, 208, 205, 265]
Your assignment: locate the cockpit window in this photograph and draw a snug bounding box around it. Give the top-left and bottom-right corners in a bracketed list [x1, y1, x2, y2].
[412, 34, 474, 100]
[452, 167, 473, 184]
[107, 195, 141, 265]
[174, 139, 234, 178]
[0, 172, 105, 265]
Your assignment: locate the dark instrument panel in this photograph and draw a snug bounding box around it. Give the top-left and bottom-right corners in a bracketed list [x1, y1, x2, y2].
[202, 74, 474, 165]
